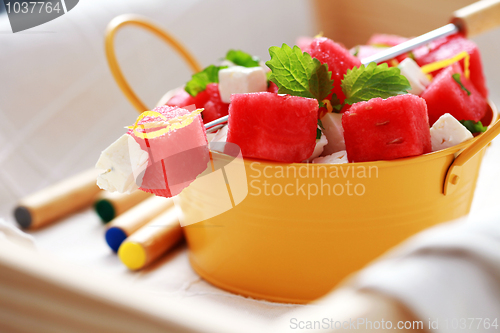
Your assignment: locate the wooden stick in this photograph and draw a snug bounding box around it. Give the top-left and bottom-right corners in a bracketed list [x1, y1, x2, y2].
[105, 196, 174, 252]
[118, 209, 183, 270]
[14, 169, 101, 230]
[452, 0, 500, 37]
[93, 191, 152, 223]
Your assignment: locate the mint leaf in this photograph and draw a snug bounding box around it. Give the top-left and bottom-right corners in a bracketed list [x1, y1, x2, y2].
[341, 62, 411, 105]
[330, 94, 342, 112]
[460, 120, 487, 133]
[266, 44, 333, 106]
[185, 65, 226, 97]
[226, 50, 260, 68]
[452, 73, 471, 96]
[316, 128, 322, 140]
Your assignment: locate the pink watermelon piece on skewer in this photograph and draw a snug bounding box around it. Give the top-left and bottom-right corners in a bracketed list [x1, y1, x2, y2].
[128, 105, 210, 198]
[420, 64, 487, 126]
[342, 95, 431, 163]
[227, 92, 318, 163]
[414, 33, 488, 98]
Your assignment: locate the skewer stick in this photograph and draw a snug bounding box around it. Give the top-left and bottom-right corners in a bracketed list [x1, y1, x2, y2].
[105, 196, 174, 252]
[93, 191, 152, 223]
[118, 208, 183, 270]
[361, 0, 500, 65]
[14, 169, 101, 230]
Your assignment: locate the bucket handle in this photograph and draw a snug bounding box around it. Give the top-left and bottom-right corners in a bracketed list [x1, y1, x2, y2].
[444, 105, 500, 195]
[105, 14, 202, 113]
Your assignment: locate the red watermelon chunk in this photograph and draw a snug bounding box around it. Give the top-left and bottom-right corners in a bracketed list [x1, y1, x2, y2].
[227, 92, 318, 163]
[167, 84, 227, 124]
[342, 95, 431, 162]
[166, 89, 195, 108]
[307, 37, 361, 107]
[201, 83, 229, 124]
[296, 36, 314, 52]
[167, 89, 209, 109]
[267, 81, 279, 94]
[421, 64, 487, 126]
[128, 105, 209, 198]
[414, 33, 488, 98]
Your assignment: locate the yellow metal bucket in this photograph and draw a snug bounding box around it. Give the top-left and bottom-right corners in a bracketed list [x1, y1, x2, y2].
[106, 15, 500, 303]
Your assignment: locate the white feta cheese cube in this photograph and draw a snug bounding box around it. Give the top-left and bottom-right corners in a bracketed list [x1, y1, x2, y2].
[304, 133, 328, 162]
[313, 150, 348, 164]
[95, 134, 149, 193]
[430, 113, 473, 151]
[218, 66, 267, 103]
[320, 112, 345, 155]
[398, 58, 431, 95]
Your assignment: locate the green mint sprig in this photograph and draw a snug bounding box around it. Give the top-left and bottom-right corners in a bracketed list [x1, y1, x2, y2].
[265, 44, 333, 108]
[341, 62, 411, 105]
[185, 65, 226, 97]
[452, 73, 471, 96]
[460, 120, 487, 133]
[186, 50, 261, 97]
[226, 50, 260, 68]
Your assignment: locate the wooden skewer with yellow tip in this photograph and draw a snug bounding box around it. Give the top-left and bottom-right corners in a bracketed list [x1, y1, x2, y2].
[118, 208, 183, 270]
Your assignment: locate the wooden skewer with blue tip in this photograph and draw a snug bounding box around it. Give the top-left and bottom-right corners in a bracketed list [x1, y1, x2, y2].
[105, 196, 173, 252]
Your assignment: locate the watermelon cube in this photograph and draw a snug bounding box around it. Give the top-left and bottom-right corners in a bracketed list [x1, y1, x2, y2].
[342, 95, 431, 162]
[420, 64, 487, 126]
[414, 34, 488, 98]
[201, 83, 229, 124]
[167, 84, 227, 124]
[128, 105, 210, 198]
[167, 88, 209, 110]
[227, 92, 318, 163]
[296, 36, 315, 52]
[166, 89, 195, 108]
[267, 81, 279, 94]
[307, 37, 361, 106]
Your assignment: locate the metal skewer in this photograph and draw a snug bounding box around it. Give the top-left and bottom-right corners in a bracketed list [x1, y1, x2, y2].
[204, 115, 229, 133]
[361, 23, 459, 65]
[362, 0, 500, 64]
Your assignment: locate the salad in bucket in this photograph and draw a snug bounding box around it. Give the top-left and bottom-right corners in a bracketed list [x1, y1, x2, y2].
[96, 32, 494, 198]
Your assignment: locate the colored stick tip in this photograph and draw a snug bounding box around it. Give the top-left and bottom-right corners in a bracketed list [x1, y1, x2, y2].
[105, 227, 128, 253]
[14, 206, 32, 229]
[94, 199, 115, 223]
[118, 242, 146, 270]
